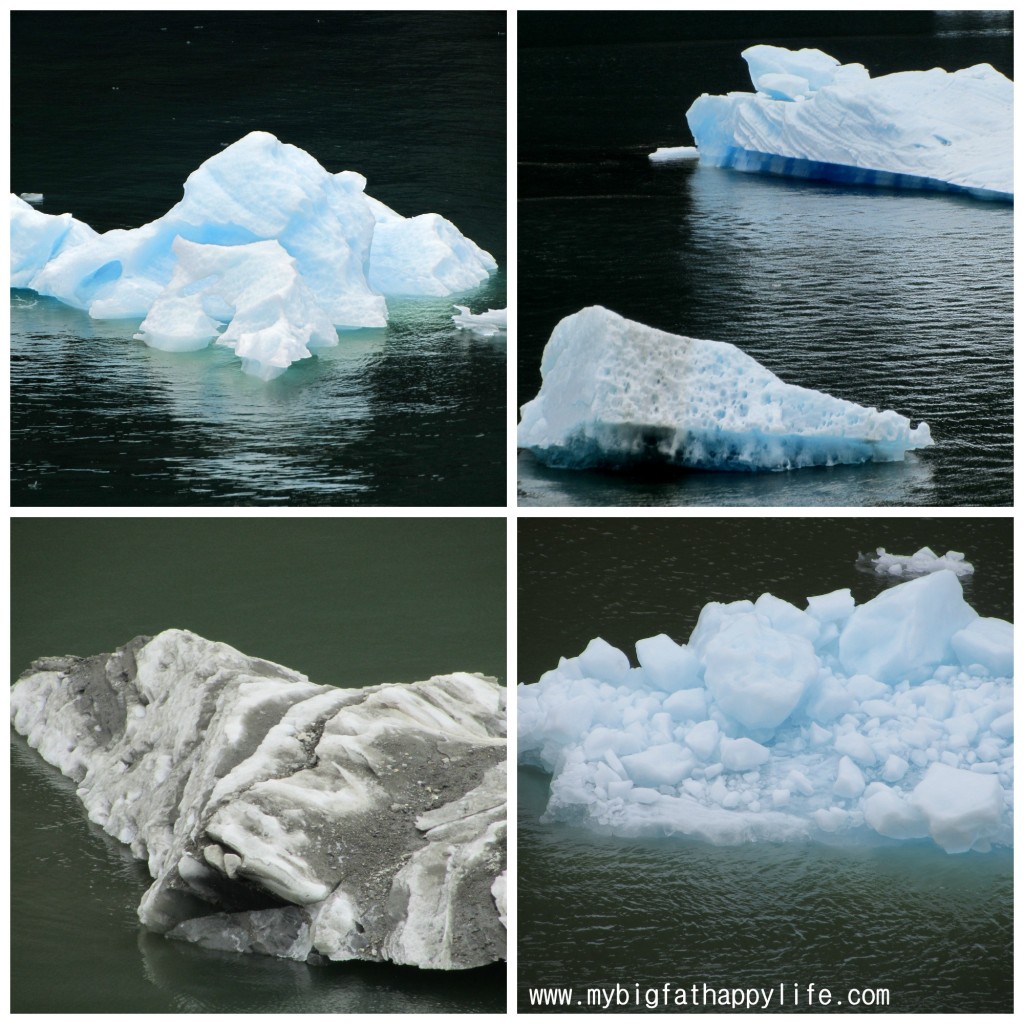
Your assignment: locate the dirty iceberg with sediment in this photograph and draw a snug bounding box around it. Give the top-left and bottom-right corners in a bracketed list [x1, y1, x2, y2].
[10, 629, 506, 969]
[10, 131, 497, 380]
[517, 306, 932, 472]
[519, 570, 1012, 855]
[685, 44, 1013, 200]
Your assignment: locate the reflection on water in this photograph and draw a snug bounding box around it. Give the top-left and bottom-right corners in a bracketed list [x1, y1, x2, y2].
[13, 284, 506, 506]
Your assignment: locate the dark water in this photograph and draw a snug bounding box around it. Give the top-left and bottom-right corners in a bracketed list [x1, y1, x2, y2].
[10, 518, 506, 1013]
[517, 15, 1013, 507]
[517, 517, 1012, 1012]
[11, 11, 506, 507]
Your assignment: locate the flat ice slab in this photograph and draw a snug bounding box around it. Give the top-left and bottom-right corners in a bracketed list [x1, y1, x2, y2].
[11, 630, 507, 969]
[649, 146, 700, 164]
[686, 44, 1012, 199]
[10, 131, 497, 379]
[517, 306, 932, 472]
[519, 570, 1012, 853]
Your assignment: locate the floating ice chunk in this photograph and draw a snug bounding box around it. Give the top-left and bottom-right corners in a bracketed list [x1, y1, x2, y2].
[910, 763, 1005, 853]
[452, 304, 507, 337]
[839, 570, 978, 684]
[18, 192, 44, 204]
[11, 131, 497, 377]
[648, 146, 700, 163]
[867, 546, 975, 577]
[11, 631, 506, 969]
[517, 306, 932, 473]
[136, 238, 339, 379]
[687, 44, 1012, 199]
[518, 571, 1011, 852]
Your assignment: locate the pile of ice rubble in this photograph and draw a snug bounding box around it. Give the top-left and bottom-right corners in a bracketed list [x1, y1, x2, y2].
[517, 306, 932, 472]
[686, 44, 1012, 199]
[11, 630, 506, 969]
[10, 131, 497, 380]
[866, 546, 975, 578]
[519, 570, 1012, 854]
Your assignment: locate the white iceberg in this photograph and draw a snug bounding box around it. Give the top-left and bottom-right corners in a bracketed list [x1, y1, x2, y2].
[11, 630, 506, 969]
[517, 306, 932, 472]
[518, 570, 1012, 853]
[686, 44, 1012, 199]
[452, 304, 507, 337]
[866, 546, 975, 578]
[11, 131, 497, 378]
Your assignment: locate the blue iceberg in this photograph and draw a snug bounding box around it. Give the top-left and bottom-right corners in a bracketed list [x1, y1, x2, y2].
[517, 306, 932, 472]
[686, 45, 1012, 200]
[519, 571, 1012, 853]
[11, 131, 497, 379]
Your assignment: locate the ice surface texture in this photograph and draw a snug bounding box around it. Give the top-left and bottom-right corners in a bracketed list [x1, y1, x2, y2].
[517, 306, 932, 472]
[686, 45, 1013, 200]
[519, 571, 1012, 854]
[10, 131, 497, 379]
[11, 630, 506, 969]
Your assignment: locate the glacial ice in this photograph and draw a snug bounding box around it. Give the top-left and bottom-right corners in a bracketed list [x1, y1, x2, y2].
[11, 630, 506, 969]
[865, 546, 975, 578]
[517, 306, 933, 472]
[452, 305, 508, 337]
[10, 131, 497, 378]
[518, 570, 1012, 854]
[648, 146, 700, 164]
[686, 44, 1013, 199]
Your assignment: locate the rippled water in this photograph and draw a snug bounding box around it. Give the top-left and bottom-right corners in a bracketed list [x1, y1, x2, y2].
[518, 21, 1012, 507]
[11, 11, 506, 506]
[517, 517, 1012, 1012]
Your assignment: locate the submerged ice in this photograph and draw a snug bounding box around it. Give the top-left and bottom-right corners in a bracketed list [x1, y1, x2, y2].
[518, 571, 1012, 854]
[517, 306, 932, 472]
[686, 44, 1013, 199]
[11, 630, 506, 969]
[452, 305, 507, 337]
[10, 131, 497, 379]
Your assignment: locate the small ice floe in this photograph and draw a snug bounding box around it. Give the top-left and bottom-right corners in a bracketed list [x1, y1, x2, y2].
[19, 193, 44, 204]
[452, 304, 507, 338]
[866, 546, 975, 577]
[648, 146, 700, 163]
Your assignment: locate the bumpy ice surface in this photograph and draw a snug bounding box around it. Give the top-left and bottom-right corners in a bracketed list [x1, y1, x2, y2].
[519, 571, 1012, 854]
[517, 306, 932, 472]
[11, 630, 506, 969]
[10, 131, 497, 379]
[865, 546, 974, 578]
[686, 45, 1012, 199]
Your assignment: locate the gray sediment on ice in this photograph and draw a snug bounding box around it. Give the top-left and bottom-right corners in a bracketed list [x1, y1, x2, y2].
[11, 629, 506, 970]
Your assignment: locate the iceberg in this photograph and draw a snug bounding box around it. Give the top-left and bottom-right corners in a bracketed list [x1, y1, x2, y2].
[648, 146, 700, 164]
[518, 571, 1012, 854]
[452, 304, 507, 337]
[517, 306, 932, 472]
[11, 630, 506, 969]
[864, 546, 974, 578]
[11, 131, 497, 378]
[686, 45, 1013, 200]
